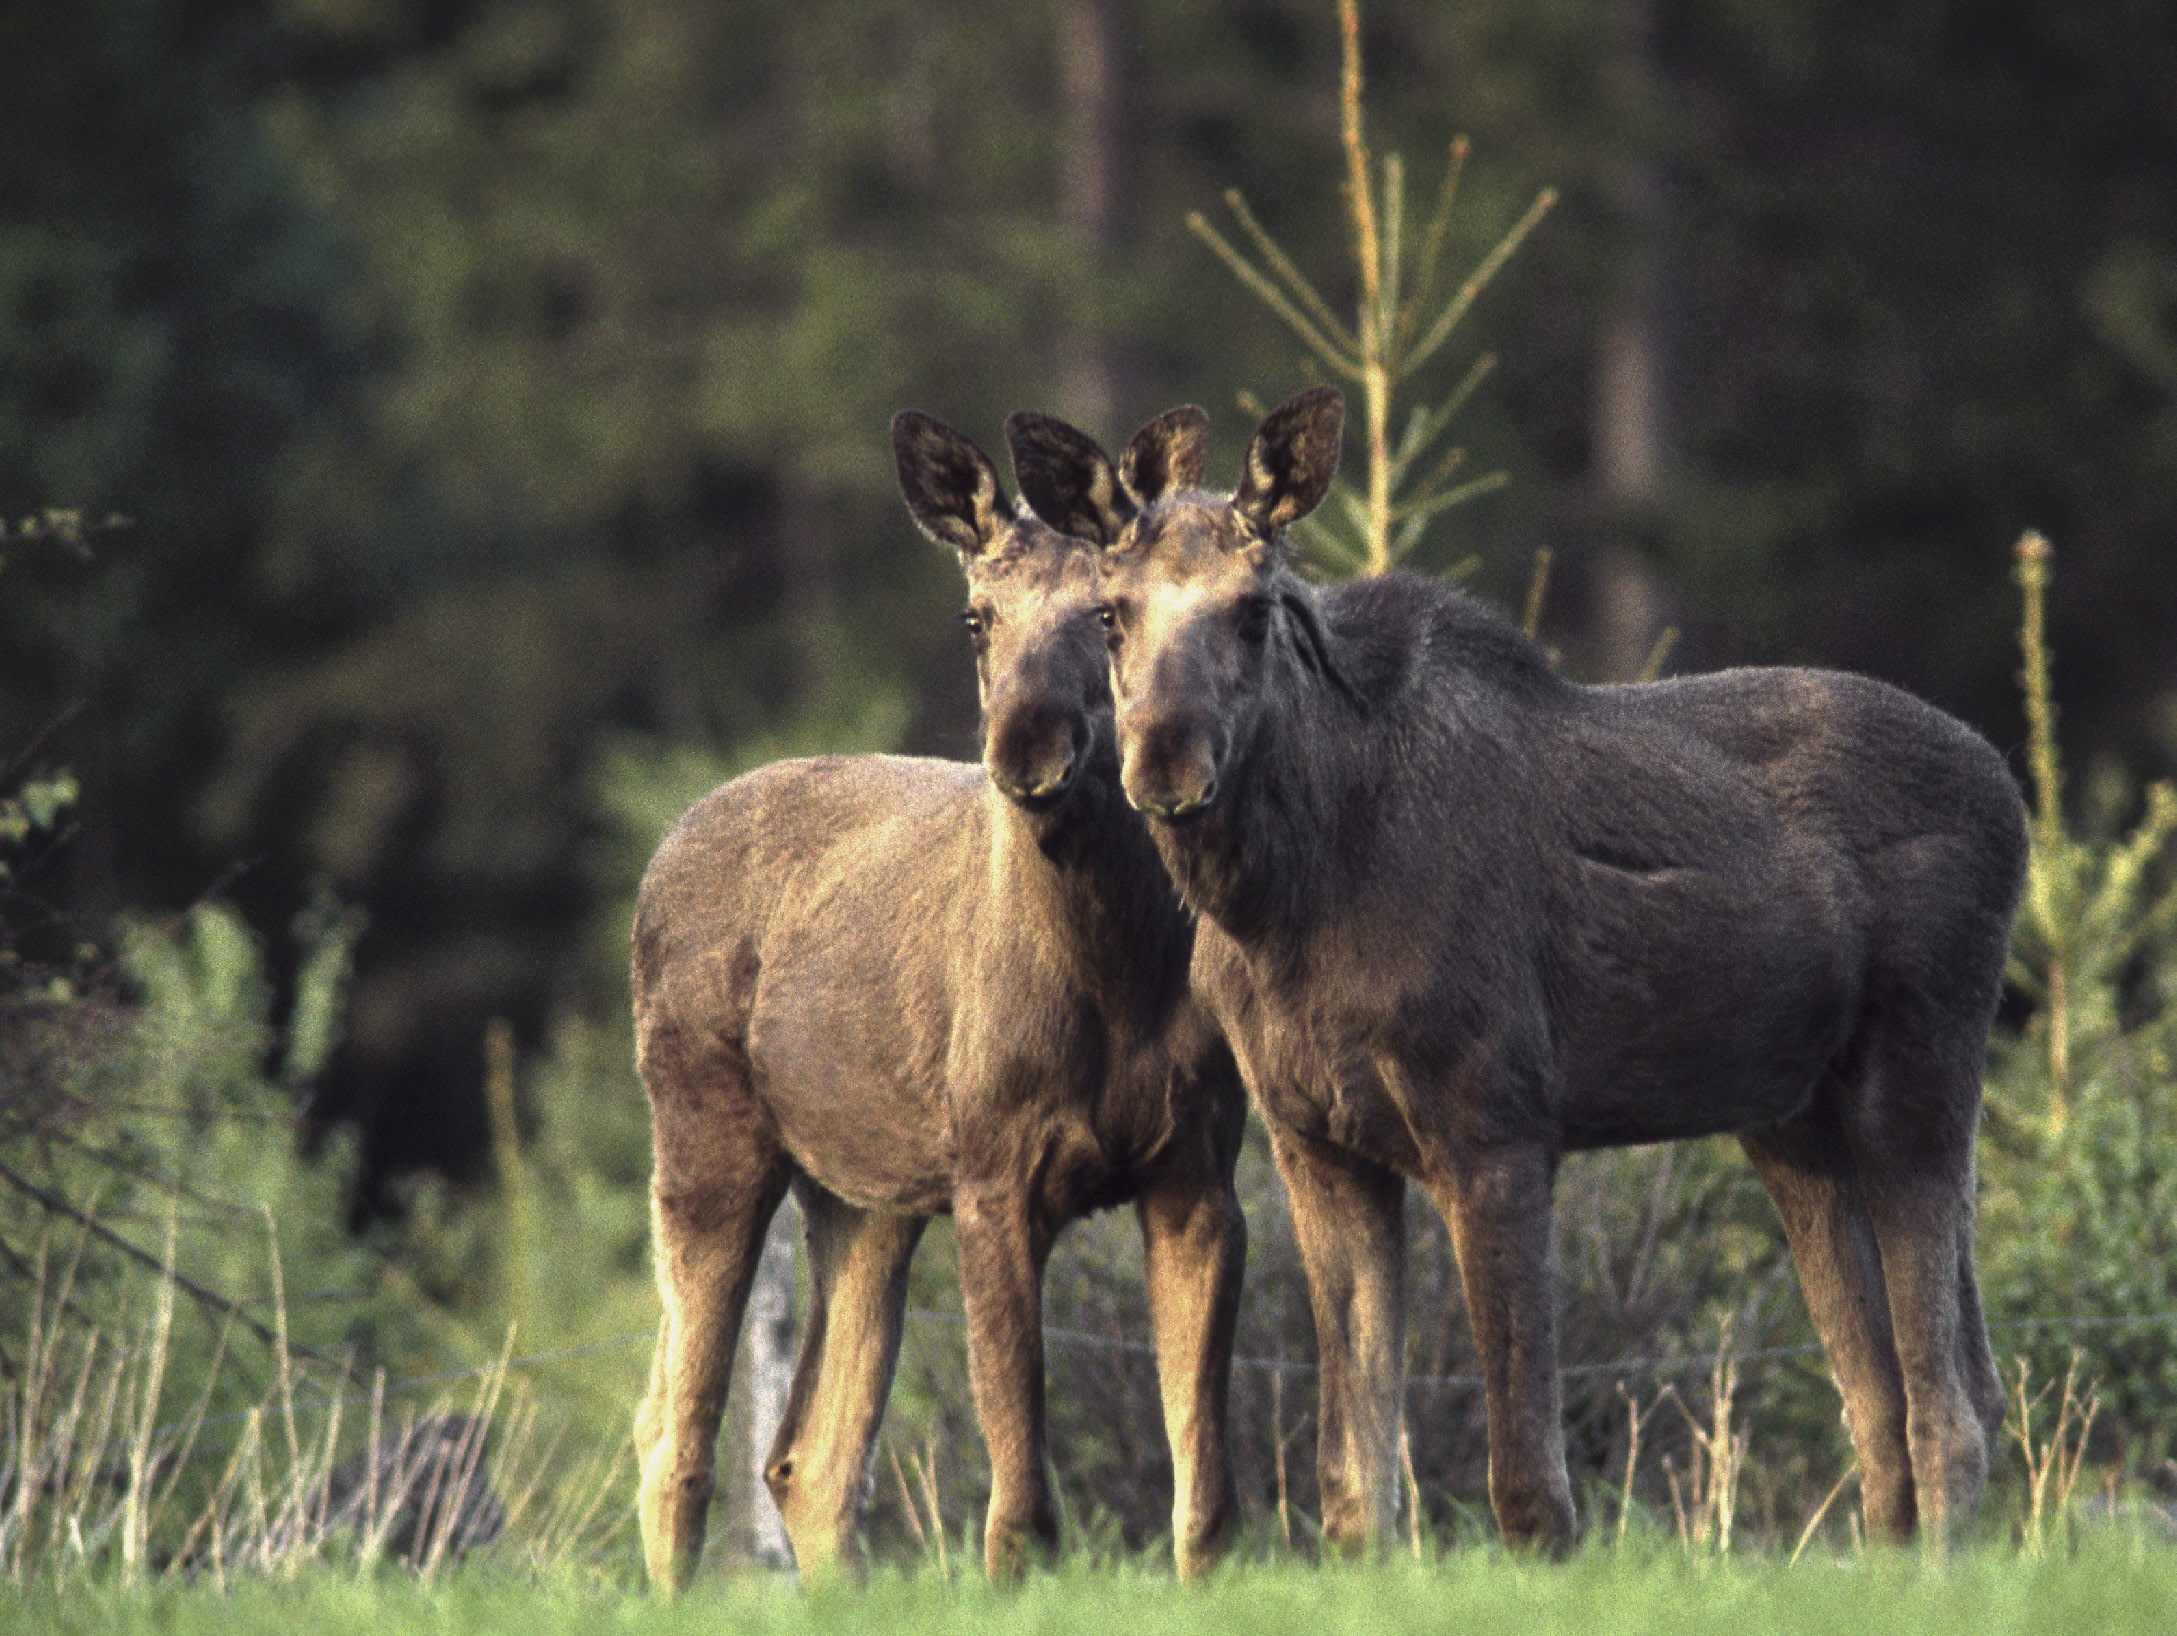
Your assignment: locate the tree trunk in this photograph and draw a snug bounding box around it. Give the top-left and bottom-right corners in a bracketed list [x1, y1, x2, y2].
[1058, 0, 1125, 429]
[1591, 0, 1676, 681]
[740, 1203, 798, 1567]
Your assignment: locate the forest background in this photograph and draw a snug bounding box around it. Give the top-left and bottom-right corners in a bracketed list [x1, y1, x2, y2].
[3, 0, 2177, 1577]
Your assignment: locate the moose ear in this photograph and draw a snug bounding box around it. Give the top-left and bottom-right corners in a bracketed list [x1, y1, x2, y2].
[1118, 405, 1210, 505]
[1006, 410, 1135, 547]
[1233, 386, 1344, 540]
[893, 410, 1011, 559]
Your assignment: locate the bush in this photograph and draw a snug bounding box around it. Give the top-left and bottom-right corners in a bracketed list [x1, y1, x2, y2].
[1977, 535, 2177, 1470]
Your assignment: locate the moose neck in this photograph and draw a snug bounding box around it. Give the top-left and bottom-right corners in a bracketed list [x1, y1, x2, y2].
[1144, 571, 1574, 959]
[986, 759, 1193, 1009]
[1147, 614, 1362, 952]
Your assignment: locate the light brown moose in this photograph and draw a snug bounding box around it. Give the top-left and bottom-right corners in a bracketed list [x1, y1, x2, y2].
[631, 412, 1246, 1588]
[1009, 387, 2028, 1554]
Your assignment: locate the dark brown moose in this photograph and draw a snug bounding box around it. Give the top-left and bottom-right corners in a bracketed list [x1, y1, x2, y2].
[631, 412, 1246, 1590]
[1009, 386, 2029, 1554]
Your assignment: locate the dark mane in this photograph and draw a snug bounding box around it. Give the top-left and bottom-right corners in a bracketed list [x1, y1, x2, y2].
[1305, 570, 1566, 711]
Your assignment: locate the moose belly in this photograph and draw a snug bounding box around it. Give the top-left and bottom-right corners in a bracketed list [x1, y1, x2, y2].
[747, 925, 960, 1217]
[1551, 861, 1860, 1149]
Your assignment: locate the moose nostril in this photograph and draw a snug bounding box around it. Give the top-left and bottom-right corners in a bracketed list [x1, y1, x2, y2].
[1135, 776, 1215, 821]
[991, 740, 1076, 805]
[1167, 778, 1217, 819]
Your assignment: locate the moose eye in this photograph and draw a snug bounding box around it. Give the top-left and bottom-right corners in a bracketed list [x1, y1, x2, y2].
[1094, 604, 1119, 639]
[961, 608, 987, 640]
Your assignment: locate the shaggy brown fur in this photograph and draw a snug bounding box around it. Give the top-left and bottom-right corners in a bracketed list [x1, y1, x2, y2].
[631, 413, 1246, 1589]
[1010, 387, 2027, 1555]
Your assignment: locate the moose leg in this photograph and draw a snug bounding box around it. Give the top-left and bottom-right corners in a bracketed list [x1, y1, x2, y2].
[634, 1085, 791, 1596]
[1955, 1245, 2009, 1556]
[1955, 1214, 2008, 1464]
[955, 1184, 1058, 1581]
[1268, 1126, 1406, 1555]
[1740, 1113, 1917, 1542]
[1427, 1143, 1577, 1552]
[1841, 1029, 1992, 1549]
[763, 1182, 926, 1579]
[1137, 1168, 1245, 1581]
[1853, 1164, 1987, 1547]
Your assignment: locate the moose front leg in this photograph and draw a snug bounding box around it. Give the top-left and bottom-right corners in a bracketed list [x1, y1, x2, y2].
[1138, 1169, 1245, 1581]
[955, 1184, 1059, 1581]
[1427, 1142, 1578, 1552]
[1268, 1126, 1407, 1555]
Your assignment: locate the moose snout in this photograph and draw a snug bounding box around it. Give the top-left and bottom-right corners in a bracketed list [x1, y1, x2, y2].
[1118, 710, 1223, 821]
[986, 698, 1086, 808]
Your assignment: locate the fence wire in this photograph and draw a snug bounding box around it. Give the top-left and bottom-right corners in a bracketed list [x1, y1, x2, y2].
[100, 1301, 2177, 1460]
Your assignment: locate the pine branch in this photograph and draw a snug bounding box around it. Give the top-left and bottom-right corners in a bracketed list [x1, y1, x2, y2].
[1406, 187, 1557, 375]
[1186, 212, 1362, 381]
[1216, 189, 1360, 358]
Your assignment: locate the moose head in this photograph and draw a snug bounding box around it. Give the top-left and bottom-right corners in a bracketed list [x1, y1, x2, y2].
[1006, 388, 1345, 821]
[892, 409, 1132, 813]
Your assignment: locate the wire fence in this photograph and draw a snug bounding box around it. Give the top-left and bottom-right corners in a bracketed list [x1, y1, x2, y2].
[25, 1294, 2165, 1502]
[151, 1302, 2177, 1439]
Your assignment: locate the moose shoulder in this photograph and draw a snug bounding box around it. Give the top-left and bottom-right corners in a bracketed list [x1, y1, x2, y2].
[632, 413, 1246, 1592]
[1010, 386, 2028, 1556]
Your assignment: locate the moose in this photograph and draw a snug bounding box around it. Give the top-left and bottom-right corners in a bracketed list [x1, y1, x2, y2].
[1008, 386, 2029, 1553]
[630, 412, 1247, 1589]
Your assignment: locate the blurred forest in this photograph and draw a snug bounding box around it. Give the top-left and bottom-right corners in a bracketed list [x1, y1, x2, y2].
[4, 0, 2177, 1571]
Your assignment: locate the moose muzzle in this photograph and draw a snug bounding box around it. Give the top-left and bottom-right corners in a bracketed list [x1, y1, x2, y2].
[1118, 705, 1223, 820]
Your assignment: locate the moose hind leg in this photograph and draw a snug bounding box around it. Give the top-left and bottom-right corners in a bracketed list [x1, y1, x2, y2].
[636, 1029, 792, 1595]
[763, 1182, 926, 1579]
[1954, 1198, 2007, 1468]
[1740, 1112, 1916, 1541]
[1841, 1036, 1992, 1548]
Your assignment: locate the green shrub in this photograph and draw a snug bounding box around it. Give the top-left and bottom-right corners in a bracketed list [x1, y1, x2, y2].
[1978, 534, 2177, 1469]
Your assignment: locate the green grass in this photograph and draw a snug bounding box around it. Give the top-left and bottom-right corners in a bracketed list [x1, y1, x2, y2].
[9, 1536, 2177, 1636]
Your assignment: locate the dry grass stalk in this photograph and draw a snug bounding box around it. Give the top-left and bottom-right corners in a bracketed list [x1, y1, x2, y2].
[1398, 1422, 1423, 1559]
[1271, 1369, 1302, 1553]
[1788, 1463, 1859, 1566]
[1614, 1379, 1658, 1549]
[118, 1203, 179, 1581]
[905, 1436, 950, 1580]
[888, 1440, 930, 1558]
[2013, 1351, 2101, 1556]
[0, 1197, 652, 1587]
[1660, 1327, 1747, 1558]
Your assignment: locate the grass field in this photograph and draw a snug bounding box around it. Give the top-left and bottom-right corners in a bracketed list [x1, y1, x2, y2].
[9, 1533, 2177, 1636]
